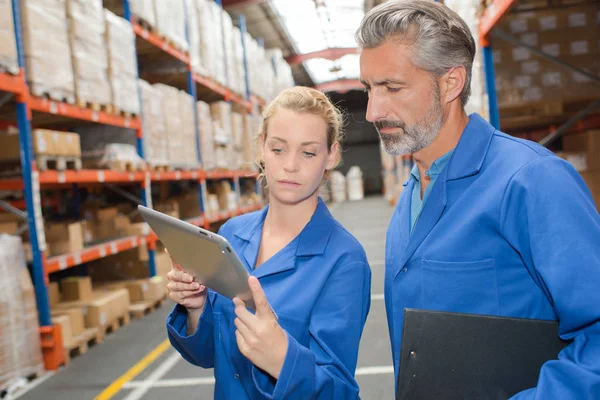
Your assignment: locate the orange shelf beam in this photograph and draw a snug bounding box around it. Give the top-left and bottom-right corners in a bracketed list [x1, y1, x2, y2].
[479, 0, 518, 43]
[0, 170, 145, 190]
[132, 20, 190, 64]
[0, 71, 25, 94]
[151, 170, 200, 181]
[193, 73, 252, 113]
[28, 96, 141, 129]
[45, 235, 149, 274]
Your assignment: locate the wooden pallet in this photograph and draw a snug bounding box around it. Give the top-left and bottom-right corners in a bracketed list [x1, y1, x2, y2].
[63, 328, 101, 365]
[97, 313, 131, 342]
[129, 296, 167, 320]
[107, 160, 144, 172]
[136, 17, 159, 35]
[150, 164, 171, 173]
[36, 155, 82, 171]
[76, 100, 113, 114]
[0, 365, 45, 399]
[0, 63, 19, 75]
[29, 84, 75, 105]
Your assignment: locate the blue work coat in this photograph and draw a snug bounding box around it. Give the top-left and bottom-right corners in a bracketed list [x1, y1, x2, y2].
[386, 114, 600, 399]
[167, 198, 372, 399]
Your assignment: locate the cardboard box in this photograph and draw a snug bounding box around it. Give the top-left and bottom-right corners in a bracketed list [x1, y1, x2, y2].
[0, 0, 18, 75]
[114, 215, 131, 236]
[65, 133, 81, 157]
[45, 221, 84, 255]
[55, 288, 130, 328]
[52, 314, 74, 348]
[48, 282, 61, 307]
[102, 278, 165, 302]
[96, 207, 118, 221]
[0, 221, 19, 235]
[60, 276, 93, 302]
[128, 222, 150, 237]
[0, 129, 57, 161]
[81, 220, 95, 243]
[51, 307, 84, 337]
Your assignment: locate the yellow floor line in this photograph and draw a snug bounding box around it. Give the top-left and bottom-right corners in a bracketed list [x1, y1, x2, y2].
[94, 338, 172, 400]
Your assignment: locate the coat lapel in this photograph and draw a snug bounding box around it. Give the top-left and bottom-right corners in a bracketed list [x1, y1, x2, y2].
[394, 167, 448, 278]
[389, 179, 414, 277]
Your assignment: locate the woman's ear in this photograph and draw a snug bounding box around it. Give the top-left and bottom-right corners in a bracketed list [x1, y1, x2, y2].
[326, 141, 340, 170]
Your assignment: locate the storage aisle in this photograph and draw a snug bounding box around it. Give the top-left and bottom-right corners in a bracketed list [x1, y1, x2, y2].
[15, 197, 396, 400]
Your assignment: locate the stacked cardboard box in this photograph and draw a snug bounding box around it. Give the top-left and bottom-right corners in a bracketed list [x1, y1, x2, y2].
[185, 0, 201, 72]
[20, 0, 75, 102]
[231, 112, 244, 170]
[105, 10, 140, 115]
[557, 130, 600, 211]
[179, 91, 199, 169]
[0, 129, 80, 162]
[96, 277, 164, 303]
[51, 307, 85, 349]
[207, 1, 226, 86]
[0, 236, 43, 390]
[211, 102, 233, 169]
[492, 4, 600, 109]
[81, 205, 132, 242]
[153, 0, 188, 52]
[154, 84, 181, 167]
[231, 26, 246, 96]
[197, 101, 216, 170]
[45, 221, 84, 256]
[222, 10, 236, 91]
[215, 181, 238, 212]
[140, 80, 168, 167]
[242, 114, 259, 171]
[194, 0, 214, 78]
[66, 0, 112, 109]
[0, 0, 18, 75]
[176, 191, 201, 220]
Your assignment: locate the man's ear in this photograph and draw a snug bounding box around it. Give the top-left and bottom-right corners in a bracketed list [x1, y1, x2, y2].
[440, 66, 467, 104]
[326, 142, 340, 170]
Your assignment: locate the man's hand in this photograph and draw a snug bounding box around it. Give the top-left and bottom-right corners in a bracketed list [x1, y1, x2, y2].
[233, 276, 288, 379]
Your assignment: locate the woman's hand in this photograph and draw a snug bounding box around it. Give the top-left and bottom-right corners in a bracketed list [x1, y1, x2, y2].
[233, 276, 288, 379]
[166, 249, 207, 311]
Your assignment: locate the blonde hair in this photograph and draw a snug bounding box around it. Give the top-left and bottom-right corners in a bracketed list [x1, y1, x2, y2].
[255, 86, 344, 181]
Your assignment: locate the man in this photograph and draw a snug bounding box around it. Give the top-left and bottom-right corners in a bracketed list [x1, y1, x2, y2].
[355, 0, 600, 398]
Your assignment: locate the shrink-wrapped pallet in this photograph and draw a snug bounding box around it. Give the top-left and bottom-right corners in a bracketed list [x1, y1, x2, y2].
[210, 101, 232, 146]
[66, 0, 111, 108]
[153, 84, 181, 167]
[0, 0, 18, 75]
[105, 10, 140, 115]
[197, 101, 215, 170]
[130, 0, 155, 26]
[179, 90, 198, 169]
[140, 80, 168, 166]
[153, 0, 188, 52]
[20, 0, 75, 102]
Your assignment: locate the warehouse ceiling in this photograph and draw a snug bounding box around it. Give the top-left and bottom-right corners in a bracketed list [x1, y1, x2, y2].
[226, 0, 385, 88]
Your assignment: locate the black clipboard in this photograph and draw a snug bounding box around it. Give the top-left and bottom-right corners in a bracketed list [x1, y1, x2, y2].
[397, 308, 570, 400]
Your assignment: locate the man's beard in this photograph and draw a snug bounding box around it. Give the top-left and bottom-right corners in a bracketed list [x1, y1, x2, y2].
[375, 87, 444, 156]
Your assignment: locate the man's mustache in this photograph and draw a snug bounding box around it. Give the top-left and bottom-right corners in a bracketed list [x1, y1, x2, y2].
[375, 120, 405, 131]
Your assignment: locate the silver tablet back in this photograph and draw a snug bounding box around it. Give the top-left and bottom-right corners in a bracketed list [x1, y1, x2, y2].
[138, 205, 254, 309]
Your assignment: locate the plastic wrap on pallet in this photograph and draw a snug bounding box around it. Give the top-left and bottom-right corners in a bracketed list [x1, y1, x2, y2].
[154, 0, 188, 52]
[140, 80, 168, 166]
[0, 0, 18, 75]
[197, 100, 216, 170]
[266, 48, 295, 97]
[241, 113, 259, 171]
[153, 84, 182, 168]
[105, 10, 140, 115]
[214, 144, 232, 170]
[130, 0, 155, 26]
[207, 0, 226, 86]
[20, 0, 75, 102]
[232, 112, 244, 150]
[232, 26, 246, 96]
[0, 235, 43, 391]
[82, 143, 146, 170]
[191, 0, 208, 76]
[222, 9, 235, 90]
[210, 101, 233, 145]
[179, 90, 199, 169]
[66, 0, 112, 108]
[184, 0, 201, 72]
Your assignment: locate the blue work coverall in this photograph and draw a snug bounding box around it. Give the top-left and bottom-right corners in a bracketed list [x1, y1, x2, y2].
[386, 114, 600, 398]
[167, 198, 372, 399]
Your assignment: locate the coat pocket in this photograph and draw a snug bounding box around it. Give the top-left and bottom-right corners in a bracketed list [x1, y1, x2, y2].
[421, 258, 499, 315]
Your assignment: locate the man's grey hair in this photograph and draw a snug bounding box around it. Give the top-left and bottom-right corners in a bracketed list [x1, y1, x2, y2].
[355, 0, 477, 106]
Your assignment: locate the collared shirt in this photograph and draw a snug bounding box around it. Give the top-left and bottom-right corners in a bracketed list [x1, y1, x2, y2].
[167, 198, 372, 400]
[409, 149, 454, 232]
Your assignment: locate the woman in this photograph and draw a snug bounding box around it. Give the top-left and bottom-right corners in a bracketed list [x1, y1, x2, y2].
[166, 86, 372, 399]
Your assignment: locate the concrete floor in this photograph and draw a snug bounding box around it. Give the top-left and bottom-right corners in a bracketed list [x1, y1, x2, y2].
[16, 196, 396, 400]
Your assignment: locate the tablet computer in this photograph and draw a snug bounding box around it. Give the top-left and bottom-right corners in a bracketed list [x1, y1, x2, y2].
[138, 205, 255, 310]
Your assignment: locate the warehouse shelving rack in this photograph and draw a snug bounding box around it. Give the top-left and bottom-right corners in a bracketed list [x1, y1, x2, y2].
[0, 0, 265, 370]
[479, 0, 600, 145]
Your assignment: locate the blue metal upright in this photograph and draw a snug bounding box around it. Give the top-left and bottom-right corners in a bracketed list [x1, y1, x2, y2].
[11, 0, 51, 327]
[483, 45, 500, 130]
[122, 0, 156, 276]
[239, 14, 251, 101]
